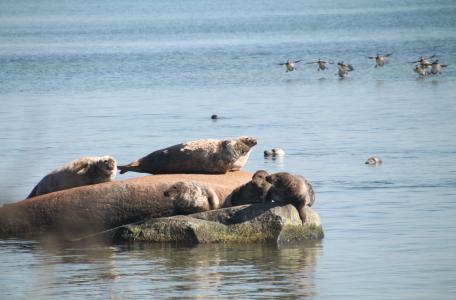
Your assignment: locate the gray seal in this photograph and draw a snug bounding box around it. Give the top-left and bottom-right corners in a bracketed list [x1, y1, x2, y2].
[224, 170, 272, 207]
[163, 181, 220, 215]
[365, 156, 382, 166]
[265, 172, 315, 223]
[27, 156, 117, 198]
[118, 136, 257, 175]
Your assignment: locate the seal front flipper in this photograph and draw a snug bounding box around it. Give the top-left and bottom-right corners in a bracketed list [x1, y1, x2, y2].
[117, 161, 141, 174]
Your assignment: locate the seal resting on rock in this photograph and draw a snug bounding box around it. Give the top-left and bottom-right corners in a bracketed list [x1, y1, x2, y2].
[117, 136, 257, 175]
[27, 156, 117, 198]
[266, 172, 315, 223]
[0, 172, 252, 238]
[224, 170, 272, 207]
[164, 181, 220, 215]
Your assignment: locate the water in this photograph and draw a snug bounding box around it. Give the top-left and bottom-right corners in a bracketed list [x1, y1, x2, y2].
[1, 0, 456, 298]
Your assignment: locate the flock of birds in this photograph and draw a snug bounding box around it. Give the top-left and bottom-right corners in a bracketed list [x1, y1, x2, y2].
[278, 54, 450, 78]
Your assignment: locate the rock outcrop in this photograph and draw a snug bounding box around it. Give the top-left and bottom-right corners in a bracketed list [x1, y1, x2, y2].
[115, 203, 323, 245]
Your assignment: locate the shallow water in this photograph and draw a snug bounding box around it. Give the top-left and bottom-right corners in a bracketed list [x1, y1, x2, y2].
[1, 0, 456, 299]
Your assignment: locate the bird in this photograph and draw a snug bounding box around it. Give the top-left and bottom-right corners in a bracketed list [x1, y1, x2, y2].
[306, 59, 333, 71]
[278, 59, 302, 72]
[408, 55, 436, 67]
[414, 64, 429, 77]
[429, 60, 449, 75]
[368, 53, 392, 67]
[337, 62, 354, 79]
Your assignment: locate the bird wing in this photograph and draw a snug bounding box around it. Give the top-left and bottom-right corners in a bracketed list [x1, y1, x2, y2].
[368, 56, 375, 59]
[384, 53, 393, 57]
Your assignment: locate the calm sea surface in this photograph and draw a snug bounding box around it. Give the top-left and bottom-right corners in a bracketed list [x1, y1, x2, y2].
[1, 0, 456, 299]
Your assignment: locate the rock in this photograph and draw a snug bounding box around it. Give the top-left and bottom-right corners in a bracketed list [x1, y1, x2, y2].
[0, 172, 252, 238]
[116, 203, 323, 245]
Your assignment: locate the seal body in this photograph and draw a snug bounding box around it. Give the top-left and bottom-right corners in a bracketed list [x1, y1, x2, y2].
[365, 156, 382, 166]
[118, 136, 257, 175]
[27, 156, 116, 198]
[224, 170, 272, 207]
[164, 181, 220, 215]
[266, 172, 315, 223]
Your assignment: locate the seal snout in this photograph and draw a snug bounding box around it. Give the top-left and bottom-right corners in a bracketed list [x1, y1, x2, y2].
[163, 191, 170, 197]
[265, 175, 273, 184]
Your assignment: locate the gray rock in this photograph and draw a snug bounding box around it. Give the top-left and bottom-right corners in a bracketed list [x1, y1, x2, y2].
[116, 203, 323, 245]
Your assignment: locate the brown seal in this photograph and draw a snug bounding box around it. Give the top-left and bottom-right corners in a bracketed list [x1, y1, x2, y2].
[164, 181, 220, 215]
[224, 170, 272, 207]
[0, 172, 252, 238]
[265, 172, 315, 223]
[117, 136, 257, 175]
[27, 156, 116, 198]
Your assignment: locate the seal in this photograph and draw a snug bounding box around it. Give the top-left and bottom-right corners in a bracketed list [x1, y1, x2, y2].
[265, 172, 315, 223]
[224, 170, 272, 207]
[117, 136, 257, 175]
[164, 181, 220, 215]
[264, 148, 285, 158]
[0, 172, 252, 238]
[27, 156, 116, 198]
[365, 156, 382, 166]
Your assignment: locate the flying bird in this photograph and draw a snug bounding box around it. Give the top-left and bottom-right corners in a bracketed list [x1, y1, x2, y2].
[337, 62, 354, 78]
[306, 59, 334, 71]
[368, 53, 393, 67]
[278, 59, 303, 72]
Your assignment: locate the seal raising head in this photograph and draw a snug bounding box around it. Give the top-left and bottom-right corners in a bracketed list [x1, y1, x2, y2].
[117, 136, 257, 175]
[27, 156, 117, 198]
[266, 172, 315, 223]
[264, 148, 286, 158]
[365, 156, 382, 166]
[224, 170, 272, 207]
[164, 181, 220, 215]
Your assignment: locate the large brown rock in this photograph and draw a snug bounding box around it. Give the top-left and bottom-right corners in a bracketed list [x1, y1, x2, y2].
[116, 203, 323, 245]
[0, 172, 252, 238]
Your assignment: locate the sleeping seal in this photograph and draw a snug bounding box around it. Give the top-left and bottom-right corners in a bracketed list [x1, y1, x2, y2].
[118, 136, 257, 175]
[27, 156, 116, 198]
[265, 172, 315, 223]
[163, 181, 220, 215]
[224, 170, 272, 207]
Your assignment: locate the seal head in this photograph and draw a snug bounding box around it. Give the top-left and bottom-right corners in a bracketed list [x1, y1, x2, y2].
[225, 170, 272, 207]
[265, 172, 315, 223]
[27, 155, 117, 198]
[164, 181, 219, 215]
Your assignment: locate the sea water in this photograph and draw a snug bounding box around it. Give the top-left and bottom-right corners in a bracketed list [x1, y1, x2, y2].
[1, 0, 456, 298]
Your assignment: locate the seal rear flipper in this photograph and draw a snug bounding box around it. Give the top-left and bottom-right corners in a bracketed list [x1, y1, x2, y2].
[117, 159, 144, 174]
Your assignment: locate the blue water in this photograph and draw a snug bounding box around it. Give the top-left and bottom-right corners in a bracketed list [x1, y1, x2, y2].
[1, 0, 456, 299]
